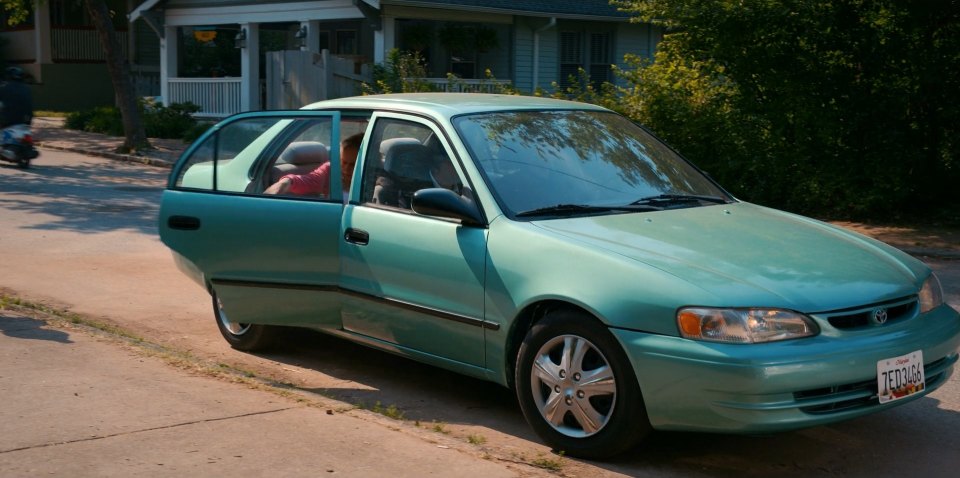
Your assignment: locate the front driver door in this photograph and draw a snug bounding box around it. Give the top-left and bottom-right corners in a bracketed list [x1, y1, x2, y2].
[339, 114, 490, 369]
[159, 111, 348, 329]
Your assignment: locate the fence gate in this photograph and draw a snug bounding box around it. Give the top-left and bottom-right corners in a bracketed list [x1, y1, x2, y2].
[266, 50, 324, 110]
[266, 50, 371, 109]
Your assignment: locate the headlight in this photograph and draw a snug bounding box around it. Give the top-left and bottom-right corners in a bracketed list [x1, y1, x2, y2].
[919, 273, 944, 313]
[677, 307, 818, 344]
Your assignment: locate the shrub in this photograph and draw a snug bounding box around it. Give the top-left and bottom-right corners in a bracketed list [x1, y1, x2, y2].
[143, 101, 201, 140]
[362, 49, 435, 94]
[83, 106, 124, 136]
[65, 100, 202, 142]
[64, 109, 96, 131]
[182, 121, 214, 143]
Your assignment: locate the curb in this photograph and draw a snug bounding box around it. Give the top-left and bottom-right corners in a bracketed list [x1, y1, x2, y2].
[37, 143, 174, 169]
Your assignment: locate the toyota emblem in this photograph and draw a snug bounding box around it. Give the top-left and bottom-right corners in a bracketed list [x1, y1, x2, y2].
[871, 307, 889, 325]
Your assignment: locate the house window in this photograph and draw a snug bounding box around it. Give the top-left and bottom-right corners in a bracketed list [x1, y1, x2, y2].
[318, 31, 330, 52]
[559, 29, 613, 88]
[559, 31, 583, 87]
[589, 33, 612, 84]
[336, 30, 358, 55]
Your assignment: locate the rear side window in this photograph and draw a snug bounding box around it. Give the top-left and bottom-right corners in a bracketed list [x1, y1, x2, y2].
[173, 113, 367, 198]
[174, 117, 288, 192]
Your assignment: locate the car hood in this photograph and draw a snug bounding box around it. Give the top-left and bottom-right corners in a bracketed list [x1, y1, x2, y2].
[532, 203, 926, 312]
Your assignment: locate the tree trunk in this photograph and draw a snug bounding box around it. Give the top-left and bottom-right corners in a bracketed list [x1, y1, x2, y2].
[83, 0, 150, 153]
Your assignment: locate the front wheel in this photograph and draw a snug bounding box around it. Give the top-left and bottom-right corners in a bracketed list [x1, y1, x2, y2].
[212, 292, 278, 351]
[515, 310, 651, 458]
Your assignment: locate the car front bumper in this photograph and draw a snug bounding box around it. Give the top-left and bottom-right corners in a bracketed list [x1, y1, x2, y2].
[611, 304, 960, 433]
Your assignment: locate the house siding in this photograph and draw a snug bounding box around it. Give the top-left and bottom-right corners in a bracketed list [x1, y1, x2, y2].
[615, 22, 660, 65]
[512, 18, 533, 92]
[386, 6, 513, 81]
[612, 22, 662, 85]
[536, 30, 558, 92]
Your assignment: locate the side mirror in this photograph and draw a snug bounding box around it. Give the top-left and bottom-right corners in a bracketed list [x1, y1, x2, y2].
[412, 188, 485, 226]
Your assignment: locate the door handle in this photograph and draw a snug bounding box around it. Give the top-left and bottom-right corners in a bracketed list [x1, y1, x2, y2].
[168, 215, 201, 231]
[344, 228, 369, 245]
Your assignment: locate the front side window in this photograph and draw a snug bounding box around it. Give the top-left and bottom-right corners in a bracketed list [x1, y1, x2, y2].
[453, 110, 729, 217]
[360, 118, 466, 209]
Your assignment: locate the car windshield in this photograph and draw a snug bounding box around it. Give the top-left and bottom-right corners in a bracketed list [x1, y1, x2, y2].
[453, 110, 730, 218]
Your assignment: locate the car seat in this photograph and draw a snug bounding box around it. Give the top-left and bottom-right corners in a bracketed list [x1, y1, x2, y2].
[376, 142, 433, 208]
[269, 141, 329, 185]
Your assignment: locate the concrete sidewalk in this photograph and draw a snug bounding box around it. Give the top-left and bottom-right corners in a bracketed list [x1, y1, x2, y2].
[0, 308, 546, 477]
[32, 116, 186, 168]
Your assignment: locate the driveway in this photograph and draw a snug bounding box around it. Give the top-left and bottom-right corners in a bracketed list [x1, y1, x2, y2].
[2, 150, 959, 477]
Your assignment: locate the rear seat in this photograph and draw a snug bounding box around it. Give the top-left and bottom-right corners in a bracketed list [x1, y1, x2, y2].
[269, 141, 329, 185]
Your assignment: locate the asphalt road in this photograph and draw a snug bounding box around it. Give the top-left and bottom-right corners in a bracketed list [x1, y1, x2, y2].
[2, 150, 959, 477]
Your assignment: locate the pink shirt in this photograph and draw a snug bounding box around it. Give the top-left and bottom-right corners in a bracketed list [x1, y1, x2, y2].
[281, 162, 330, 196]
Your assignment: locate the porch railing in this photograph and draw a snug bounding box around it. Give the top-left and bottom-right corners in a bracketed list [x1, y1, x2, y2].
[167, 78, 242, 118]
[52, 27, 128, 62]
[419, 78, 512, 93]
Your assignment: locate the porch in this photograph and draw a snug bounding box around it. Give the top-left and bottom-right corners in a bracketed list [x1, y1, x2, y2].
[164, 75, 513, 118]
[166, 50, 374, 118]
[420, 78, 512, 93]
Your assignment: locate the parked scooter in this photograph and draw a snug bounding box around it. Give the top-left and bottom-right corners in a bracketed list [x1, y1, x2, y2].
[1, 123, 38, 168]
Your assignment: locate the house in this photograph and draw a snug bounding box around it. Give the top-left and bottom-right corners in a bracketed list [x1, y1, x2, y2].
[130, 0, 662, 116]
[3, 0, 662, 115]
[0, 0, 160, 111]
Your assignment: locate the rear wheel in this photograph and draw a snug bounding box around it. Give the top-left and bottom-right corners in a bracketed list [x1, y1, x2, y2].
[212, 292, 278, 351]
[515, 309, 651, 458]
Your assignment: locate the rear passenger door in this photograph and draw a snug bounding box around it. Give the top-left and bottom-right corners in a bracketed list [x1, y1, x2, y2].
[159, 111, 353, 330]
[339, 113, 490, 369]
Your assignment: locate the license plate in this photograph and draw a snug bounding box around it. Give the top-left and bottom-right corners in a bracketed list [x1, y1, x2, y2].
[877, 350, 925, 404]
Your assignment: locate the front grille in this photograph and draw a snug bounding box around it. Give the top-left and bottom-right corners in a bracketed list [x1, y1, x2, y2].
[795, 355, 954, 415]
[825, 297, 918, 330]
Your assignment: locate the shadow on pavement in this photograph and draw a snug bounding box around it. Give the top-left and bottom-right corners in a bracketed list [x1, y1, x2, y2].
[0, 160, 166, 235]
[0, 314, 72, 343]
[249, 327, 960, 477]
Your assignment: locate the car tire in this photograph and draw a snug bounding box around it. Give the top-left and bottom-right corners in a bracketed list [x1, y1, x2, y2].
[515, 309, 651, 458]
[212, 292, 278, 351]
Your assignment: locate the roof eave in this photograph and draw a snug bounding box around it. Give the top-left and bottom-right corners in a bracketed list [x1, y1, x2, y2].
[383, 0, 631, 22]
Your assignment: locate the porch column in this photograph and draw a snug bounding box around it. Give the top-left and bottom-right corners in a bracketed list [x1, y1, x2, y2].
[160, 26, 178, 106]
[301, 20, 320, 54]
[376, 16, 395, 64]
[34, 0, 52, 69]
[240, 23, 260, 112]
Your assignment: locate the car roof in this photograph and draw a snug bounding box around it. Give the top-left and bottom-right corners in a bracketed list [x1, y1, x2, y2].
[301, 93, 610, 120]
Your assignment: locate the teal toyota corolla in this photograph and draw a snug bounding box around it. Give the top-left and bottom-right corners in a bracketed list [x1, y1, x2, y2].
[159, 93, 960, 458]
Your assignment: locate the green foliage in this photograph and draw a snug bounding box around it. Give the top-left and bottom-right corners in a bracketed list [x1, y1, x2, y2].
[362, 49, 519, 96]
[606, 0, 960, 222]
[370, 401, 405, 420]
[362, 49, 436, 94]
[1, 0, 30, 27]
[547, 67, 622, 112]
[142, 100, 201, 139]
[182, 122, 214, 143]
[69, 106, 124, 136]
[66, 100, 203, 142]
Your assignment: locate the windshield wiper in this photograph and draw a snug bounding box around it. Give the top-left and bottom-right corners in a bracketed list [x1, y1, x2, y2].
[631, 194, 729, 207]
[516, 203, 662, 218]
